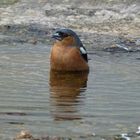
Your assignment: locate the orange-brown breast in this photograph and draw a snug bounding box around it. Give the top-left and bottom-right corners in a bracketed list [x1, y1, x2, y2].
[50, 41, 89, 71]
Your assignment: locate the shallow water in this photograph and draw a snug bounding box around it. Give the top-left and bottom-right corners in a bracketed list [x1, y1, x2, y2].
[0, 43, 140, 139]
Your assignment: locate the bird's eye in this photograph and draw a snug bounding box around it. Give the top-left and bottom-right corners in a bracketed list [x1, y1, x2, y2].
[59, 32, 69, 38]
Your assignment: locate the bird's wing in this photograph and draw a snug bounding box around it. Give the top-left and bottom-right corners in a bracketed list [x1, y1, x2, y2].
[79, 46, 88, 62]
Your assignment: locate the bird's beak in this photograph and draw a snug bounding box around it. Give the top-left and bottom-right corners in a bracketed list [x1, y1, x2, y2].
[52, 33, 62, 41]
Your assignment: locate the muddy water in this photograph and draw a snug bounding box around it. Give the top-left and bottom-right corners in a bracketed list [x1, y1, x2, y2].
[0, 43, 140, 139]
[0, 0, 140, 140]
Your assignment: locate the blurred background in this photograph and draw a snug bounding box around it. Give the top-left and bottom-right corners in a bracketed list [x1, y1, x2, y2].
[0, 0, 140, 50]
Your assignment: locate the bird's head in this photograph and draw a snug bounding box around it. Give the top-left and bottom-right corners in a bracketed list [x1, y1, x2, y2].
[52, 28, 83, 47]
[52, 28, 88, 62]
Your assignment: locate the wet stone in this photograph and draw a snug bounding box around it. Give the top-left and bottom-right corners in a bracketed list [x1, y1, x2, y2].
[14, 130, 73, 140]
[14, 130, 33, 140]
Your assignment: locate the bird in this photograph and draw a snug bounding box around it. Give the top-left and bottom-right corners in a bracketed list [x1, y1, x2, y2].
[50, 28, 89, 72]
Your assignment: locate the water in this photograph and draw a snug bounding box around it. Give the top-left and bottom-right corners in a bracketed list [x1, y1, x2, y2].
[0, 43, 140, 139]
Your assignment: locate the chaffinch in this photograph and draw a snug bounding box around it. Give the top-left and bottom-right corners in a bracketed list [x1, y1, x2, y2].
[50, 28, 89, 71]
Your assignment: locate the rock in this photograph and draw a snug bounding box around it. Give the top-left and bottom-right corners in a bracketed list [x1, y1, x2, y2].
[14, 130, 33, 140]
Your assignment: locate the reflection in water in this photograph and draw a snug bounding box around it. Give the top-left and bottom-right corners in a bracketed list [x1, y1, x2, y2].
[49, 71, 88, 121]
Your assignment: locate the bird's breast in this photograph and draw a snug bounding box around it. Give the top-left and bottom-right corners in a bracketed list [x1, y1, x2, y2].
[50, 45, 89, 71]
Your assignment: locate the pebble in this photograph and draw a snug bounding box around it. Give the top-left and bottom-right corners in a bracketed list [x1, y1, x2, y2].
[121, 133, 130, 140]
[14, 130, 33, 140]
[136, 126, 140, 134]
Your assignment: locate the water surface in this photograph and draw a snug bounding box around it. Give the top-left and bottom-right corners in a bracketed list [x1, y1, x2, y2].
[0, 43, 140, 139]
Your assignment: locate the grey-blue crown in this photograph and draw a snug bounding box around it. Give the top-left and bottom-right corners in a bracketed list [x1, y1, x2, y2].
[55, 28, 84, 47]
